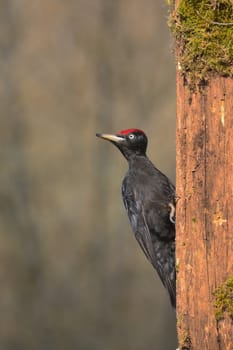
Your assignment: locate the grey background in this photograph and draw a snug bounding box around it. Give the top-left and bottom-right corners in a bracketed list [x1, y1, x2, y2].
[0, 1, 176, 349]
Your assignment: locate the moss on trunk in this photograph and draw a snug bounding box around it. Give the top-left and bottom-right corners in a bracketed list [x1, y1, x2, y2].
[213, 276, 233, 321]
[169, 0, 233, 88]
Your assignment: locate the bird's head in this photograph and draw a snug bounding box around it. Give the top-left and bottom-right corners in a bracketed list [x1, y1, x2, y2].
[96, 128, 148, 160]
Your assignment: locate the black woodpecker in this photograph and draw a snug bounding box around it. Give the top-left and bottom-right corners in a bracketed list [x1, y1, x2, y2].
[96, 128, 176, 308]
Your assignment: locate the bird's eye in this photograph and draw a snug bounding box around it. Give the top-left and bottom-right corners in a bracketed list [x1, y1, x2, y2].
[129, 134, 135, 140]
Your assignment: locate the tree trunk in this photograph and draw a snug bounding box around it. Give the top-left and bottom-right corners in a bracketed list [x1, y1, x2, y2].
[173, 1, 233, 349]
[176, 73, 233, 349]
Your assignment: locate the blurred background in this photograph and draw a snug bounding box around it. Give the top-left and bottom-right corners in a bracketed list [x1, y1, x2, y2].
[0, 0, 176, 349]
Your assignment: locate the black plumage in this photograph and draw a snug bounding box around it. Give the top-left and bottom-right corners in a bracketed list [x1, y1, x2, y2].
[96, 129, 176, 308]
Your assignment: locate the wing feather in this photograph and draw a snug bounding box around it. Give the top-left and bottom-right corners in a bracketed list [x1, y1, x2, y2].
[122, 181, 176, 308]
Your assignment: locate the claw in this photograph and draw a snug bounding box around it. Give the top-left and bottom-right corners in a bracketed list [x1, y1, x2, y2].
[168, 202, 176, 224]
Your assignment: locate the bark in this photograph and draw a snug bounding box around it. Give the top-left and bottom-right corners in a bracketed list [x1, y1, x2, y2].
[176, 75, 233, 349]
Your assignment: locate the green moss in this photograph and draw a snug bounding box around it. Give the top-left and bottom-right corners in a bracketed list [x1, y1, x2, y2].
[213, 276, 233, 320]
[177, 314, 183, 328]
[180, 331, 192, 350]
[169, 0, 233, 87]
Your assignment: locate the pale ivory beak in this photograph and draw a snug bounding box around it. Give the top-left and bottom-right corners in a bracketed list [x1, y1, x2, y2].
[96, 133, 125, 143]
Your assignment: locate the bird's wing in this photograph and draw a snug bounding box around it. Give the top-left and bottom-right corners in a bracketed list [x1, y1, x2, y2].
[135, 207, 157, 264]
[138, 207, 176, 308]
[123, 188, 176, 308]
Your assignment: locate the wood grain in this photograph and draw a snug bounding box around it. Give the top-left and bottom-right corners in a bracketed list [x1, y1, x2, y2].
[176, 75, 233, 349]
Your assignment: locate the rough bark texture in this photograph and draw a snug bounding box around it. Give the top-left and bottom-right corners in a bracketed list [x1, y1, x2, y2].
[176, 75, 233, 349]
